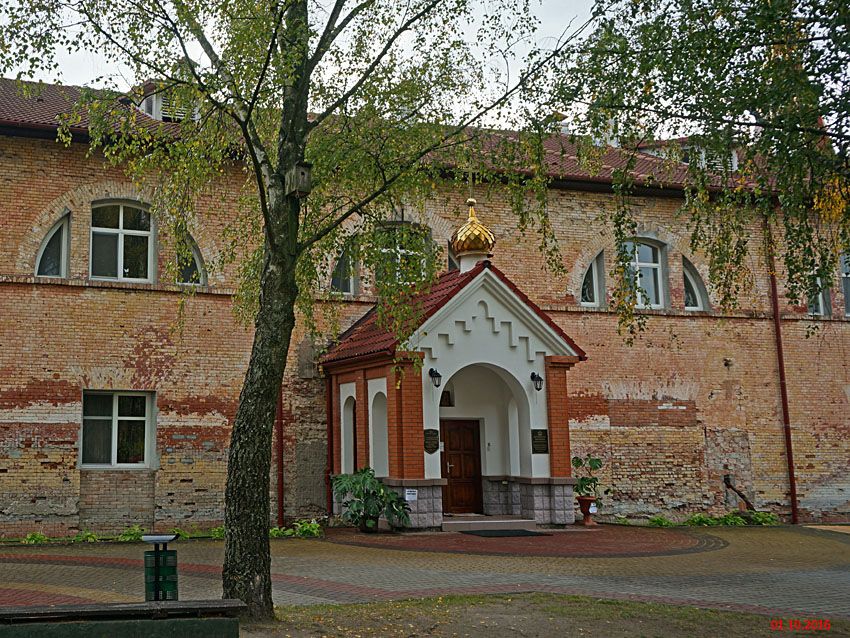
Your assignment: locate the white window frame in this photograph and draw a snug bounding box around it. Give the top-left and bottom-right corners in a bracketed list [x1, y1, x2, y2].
[580, 252, 605, 307]
[807, 278, 829, 317]
[331, 247, 358, 296]
[35, 214, 70, 278]
[842, 254, 850, 318]
[376, 222, 428, 286]
[176, 240, 206, 286]
[79, 391, 153, 469]
[627, 240, 665, 309]
[683, 259, 708, 311]
[89, 202, 154, 283]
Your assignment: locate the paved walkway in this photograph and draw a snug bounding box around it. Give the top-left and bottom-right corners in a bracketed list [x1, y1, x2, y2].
[0, 525, 848, 619]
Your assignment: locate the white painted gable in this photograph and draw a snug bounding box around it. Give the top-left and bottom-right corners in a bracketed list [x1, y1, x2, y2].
[411, 268, 580, 480]
[410, 268, 579, 363]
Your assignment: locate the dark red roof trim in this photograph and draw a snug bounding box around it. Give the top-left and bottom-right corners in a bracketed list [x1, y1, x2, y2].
[320, 261, 586, 366]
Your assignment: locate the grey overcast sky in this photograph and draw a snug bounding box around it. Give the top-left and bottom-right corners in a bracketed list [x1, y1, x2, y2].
[35, 0, 595, 88]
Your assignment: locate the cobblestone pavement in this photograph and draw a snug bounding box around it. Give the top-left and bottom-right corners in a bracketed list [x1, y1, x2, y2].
[0, 525, 848, 619]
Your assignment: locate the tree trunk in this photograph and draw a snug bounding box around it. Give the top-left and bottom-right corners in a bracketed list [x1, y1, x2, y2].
[222, 222, 298, 619]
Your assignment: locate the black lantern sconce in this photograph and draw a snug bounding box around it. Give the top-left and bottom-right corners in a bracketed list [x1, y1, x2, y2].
[429, 368, 442, 388]
[530, 372, 544, 392]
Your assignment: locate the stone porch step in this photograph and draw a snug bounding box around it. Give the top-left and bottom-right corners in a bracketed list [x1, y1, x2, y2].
[441, 515, 537, 532]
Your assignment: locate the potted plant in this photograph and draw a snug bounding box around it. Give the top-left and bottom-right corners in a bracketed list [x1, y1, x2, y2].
[572, 454, 609, 526]
[331, 467, 411, 533]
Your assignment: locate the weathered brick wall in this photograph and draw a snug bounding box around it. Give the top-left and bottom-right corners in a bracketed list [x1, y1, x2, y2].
[1, 133, 847, 538]
[420, 187, 850, 523]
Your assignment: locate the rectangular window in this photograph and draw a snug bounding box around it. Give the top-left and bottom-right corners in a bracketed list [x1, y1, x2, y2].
[81, 391, 152, 467]
[90, 203, 153, 282]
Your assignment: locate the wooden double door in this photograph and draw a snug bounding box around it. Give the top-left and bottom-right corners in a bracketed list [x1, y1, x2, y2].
[440, 419, 483, 514]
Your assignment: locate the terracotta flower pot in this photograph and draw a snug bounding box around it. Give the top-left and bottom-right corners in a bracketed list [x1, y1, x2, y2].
[577, 495, 598, 526]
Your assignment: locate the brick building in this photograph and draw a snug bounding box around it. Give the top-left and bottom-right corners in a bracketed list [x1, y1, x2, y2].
[0, 78, 848, 536]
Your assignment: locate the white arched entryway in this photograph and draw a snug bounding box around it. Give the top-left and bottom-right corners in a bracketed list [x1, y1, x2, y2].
[437, 363, 532, 514]
[341, 396, 356, 474]
[369, 391, 388, 477]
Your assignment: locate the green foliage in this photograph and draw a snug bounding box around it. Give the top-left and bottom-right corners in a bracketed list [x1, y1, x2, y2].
[648, 516, 676, 528]
[210, 526, 226, 540]
[116, 524, 145, 542]
[269, 519, 323, 539]
[332, 467, 410, 531]
[571, 454, 609, 499]
[747, 511, 780, 526]
[21, 532, 49, 545]
[170, 527, 190, 540]
[685, 514, 719, 527]
[269, 527, 294, 538]
[73, 530, 99, 543]
[552, 0, 850, 338]
[715, 513, 748, 527]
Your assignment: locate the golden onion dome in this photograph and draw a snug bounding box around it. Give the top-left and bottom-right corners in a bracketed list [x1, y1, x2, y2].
[450, 198, 496, 255]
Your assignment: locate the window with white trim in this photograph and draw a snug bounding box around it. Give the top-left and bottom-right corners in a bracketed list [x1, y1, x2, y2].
[375, 221, 429, 285]
[90, 203, 153, 282]
[624, 240, 664, 308]
[331, 245, 358, 295]
[683, 257, 709, 311]
[81, 391, 153, 467]
[807, 278, 830, 317]
[580, 252, 605, 307]
[36, 215, 69, 278]
[842, 254, 850, 317]
[176, 238, 206, 285]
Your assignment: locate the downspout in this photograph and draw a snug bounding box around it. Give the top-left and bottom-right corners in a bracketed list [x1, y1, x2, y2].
[764, 217, 800, 524]
[325, 375, 334, 514]
[275, 385, 285, 528]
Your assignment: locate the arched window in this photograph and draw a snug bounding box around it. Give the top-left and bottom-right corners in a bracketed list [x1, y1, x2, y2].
[36, 214, 69, 278]
[370, 392, 388, 478]
[341, 397, 356, 474]
[90, 202, 153, 282]
[683, 257, 709, 311]
[580, 252, 605, 307]
[841, 253, 850, 317]
[624, 240, 664, 308]
[176, 238, 206, 285]
[331, 245, 358, 295]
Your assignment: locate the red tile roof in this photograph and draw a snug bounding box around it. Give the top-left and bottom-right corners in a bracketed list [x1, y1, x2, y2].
[0, 78, 175, 137]
[1, 77, 707, 190]
[320, 261, 586, 366]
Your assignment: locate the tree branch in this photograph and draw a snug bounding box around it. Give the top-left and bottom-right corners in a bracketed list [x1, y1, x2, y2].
[308, 0, 443, 131]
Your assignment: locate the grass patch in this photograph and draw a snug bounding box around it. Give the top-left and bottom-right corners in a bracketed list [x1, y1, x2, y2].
[241, 593, 850, 637]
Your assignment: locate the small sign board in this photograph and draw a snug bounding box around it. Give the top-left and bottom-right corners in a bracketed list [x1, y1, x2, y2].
[404, 488, 418, 502]
[424, 429, 440, 454]
[531, 429, 549, 454]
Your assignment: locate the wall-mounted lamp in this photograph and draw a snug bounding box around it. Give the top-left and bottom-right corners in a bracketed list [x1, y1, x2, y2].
[530, 372, 544, 392]
[429, 368, 442, 388]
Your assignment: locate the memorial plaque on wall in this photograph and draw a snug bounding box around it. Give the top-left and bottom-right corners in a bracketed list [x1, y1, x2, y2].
[424, 429, 440, 454]
[531, 429, 549, 454]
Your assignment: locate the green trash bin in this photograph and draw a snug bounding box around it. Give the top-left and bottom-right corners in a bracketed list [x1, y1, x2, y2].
[144, 549, 178, 601]
[142, 534, 180, 602]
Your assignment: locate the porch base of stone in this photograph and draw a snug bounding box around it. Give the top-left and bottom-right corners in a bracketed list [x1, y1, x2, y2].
[383, 478, 446, 530]
[483, 476, 577, 525]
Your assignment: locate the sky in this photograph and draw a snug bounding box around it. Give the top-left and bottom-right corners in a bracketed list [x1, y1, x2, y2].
[30, 0, 595, 89]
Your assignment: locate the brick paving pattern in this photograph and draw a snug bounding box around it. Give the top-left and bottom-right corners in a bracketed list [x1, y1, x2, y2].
[0, 526, 848, 619]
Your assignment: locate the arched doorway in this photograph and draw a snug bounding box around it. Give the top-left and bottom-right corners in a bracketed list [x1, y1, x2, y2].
[439, 363, 530, 514]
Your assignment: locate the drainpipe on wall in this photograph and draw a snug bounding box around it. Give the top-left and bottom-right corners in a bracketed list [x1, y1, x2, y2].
[764, 217, 800, 524]
[276, 385, 285, 528]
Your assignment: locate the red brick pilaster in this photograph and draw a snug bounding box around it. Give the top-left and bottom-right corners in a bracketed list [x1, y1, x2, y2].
[386, 356, 425, 479]
[545, 355, 580, 477]
[355, 371, 369, 470]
